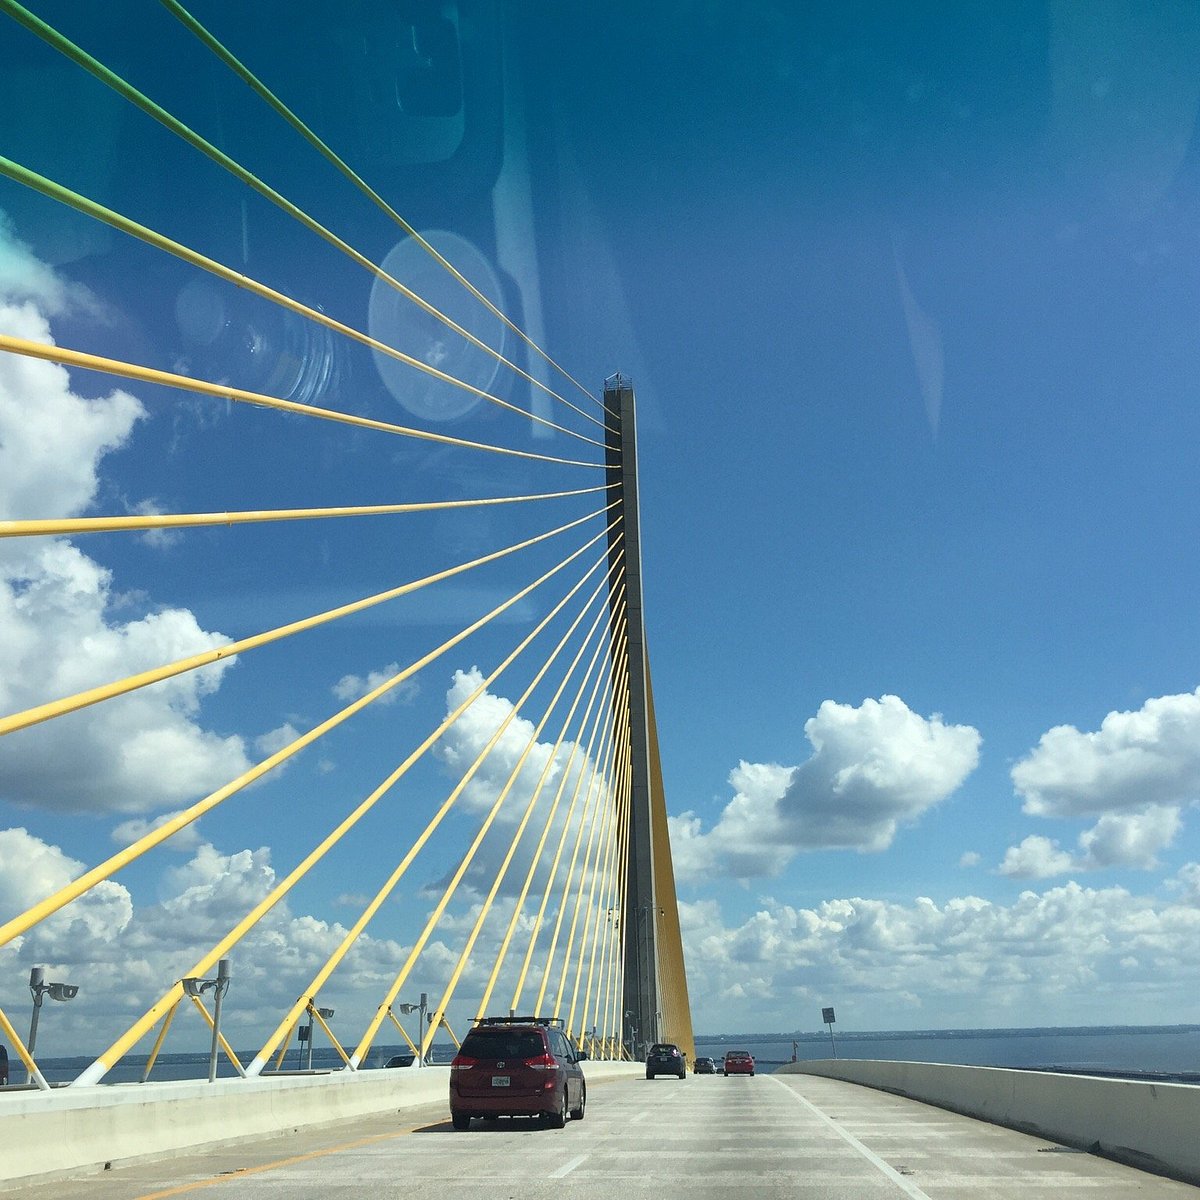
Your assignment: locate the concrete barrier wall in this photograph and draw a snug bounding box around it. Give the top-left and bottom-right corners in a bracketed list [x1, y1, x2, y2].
[778, 1058, 1200, 1184]
[0, 1061, 643, 1188]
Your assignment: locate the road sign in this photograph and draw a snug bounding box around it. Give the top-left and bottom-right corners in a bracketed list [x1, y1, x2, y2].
[822, 1007, 836, 1025]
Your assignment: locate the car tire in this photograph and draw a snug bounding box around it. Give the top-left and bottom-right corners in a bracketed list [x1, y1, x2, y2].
[570, 1084, 586, 1121]
[678, 1070, 685, 1079]
[451, 1113, 471, 1131]
[546, 1090, 568, 1129]
[750, 1071, 755, 1077]
[646, 1071, 654, 1079]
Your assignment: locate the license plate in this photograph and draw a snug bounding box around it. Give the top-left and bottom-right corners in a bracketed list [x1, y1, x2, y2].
[491, 1076, 510, 1087]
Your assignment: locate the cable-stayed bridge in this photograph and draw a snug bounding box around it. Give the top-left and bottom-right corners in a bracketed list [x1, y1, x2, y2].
[0, 0, 691, 1091]
[3, 7, 1200, 1196]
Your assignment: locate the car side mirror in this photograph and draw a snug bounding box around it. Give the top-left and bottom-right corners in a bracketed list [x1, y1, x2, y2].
[575, 1050, 588, 1062]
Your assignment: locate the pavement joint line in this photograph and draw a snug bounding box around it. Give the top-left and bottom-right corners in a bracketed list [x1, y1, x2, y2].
[127, 1124, 421, 1200]
[549, 1153, 589, 1178]
[767, 1076, 935, 1200]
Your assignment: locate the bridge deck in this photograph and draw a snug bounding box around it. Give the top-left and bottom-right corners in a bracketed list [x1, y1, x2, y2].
[5, 1072, 1195, 1199]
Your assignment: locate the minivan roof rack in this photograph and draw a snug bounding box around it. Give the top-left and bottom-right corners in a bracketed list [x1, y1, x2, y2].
[476, 1015, 565, 1028]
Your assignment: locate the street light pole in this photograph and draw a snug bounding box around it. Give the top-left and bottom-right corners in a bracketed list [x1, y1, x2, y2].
[26, 967, 44, 1086]
[208, 959, 230, 1083]
[26, 967, 78, 1085]
[419, 993, 427, 1067]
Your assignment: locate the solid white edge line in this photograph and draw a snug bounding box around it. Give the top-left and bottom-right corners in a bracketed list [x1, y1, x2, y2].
[766, 1076, 935, 1200]
[549, 1153, 589, 1178]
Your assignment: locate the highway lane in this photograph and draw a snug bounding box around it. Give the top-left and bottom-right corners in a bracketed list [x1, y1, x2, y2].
[6, 1070, 1198, 1199]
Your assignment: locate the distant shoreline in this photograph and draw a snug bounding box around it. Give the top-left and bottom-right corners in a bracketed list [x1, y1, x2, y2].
[694, 1023, 1200, 1045]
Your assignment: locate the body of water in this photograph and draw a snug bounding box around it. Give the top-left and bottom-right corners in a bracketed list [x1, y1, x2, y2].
[695, 1025, 1200, 1079]
[9, 1025, 1200, 1087]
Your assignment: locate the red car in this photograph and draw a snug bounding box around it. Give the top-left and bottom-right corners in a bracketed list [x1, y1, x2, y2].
[723, 1050, 755, 1076]
[449, 1016, 587, 1129]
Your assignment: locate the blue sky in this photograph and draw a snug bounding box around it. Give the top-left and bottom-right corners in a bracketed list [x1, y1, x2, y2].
[2, 3, 1200, 1060]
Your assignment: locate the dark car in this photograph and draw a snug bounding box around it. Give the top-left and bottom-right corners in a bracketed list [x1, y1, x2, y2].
[723, 1050, 755, 1076]
[694, 1056, 716, 1074]
[384, 1053, 415, 1068]
[449, 1016, 587, 1129]
[646, 1042, 686, 1079]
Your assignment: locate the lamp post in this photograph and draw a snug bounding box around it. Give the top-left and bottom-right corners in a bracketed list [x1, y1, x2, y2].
[303, 1007, 334, 1070]
[27, 966, 78, 1084]
[182, 958, 231, 1083]
[395, 997, 426, 1066]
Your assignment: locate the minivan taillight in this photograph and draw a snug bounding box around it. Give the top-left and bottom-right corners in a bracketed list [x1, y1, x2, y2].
[524, 1052, 557, 1070]
[450, 1055, 477, 1072]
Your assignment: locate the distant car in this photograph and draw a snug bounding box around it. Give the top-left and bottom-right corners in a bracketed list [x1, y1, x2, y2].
[646, 1042, 686, 1079]
[384, 1053, 415, 1068]
[694, 1056, 715, 1074]
[449, 1016, 587, 1130]
[723, 1050, 755, 1076]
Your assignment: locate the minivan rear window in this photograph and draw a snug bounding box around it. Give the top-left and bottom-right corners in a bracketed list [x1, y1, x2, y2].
[460, 1030, 545, 1059]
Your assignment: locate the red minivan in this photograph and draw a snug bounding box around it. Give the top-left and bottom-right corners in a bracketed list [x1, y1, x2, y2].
[449, 1017, 588, 1129]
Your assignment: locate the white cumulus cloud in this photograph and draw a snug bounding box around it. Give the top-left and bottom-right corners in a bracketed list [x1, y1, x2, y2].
[999, 804, 1181, 878]
[1000, 690, 1200, 878]
[671, 695, 981, 879]
[0, 219, 253, 816]
[332, 664, 419, 706]
[1012, 689, 1200, 817]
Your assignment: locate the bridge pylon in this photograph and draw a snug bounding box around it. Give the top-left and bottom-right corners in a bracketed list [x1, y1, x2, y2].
[604, 373, 694, 1064]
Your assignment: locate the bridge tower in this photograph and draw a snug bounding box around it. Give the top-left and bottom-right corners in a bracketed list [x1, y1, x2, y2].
[604, 374, 694, 1062]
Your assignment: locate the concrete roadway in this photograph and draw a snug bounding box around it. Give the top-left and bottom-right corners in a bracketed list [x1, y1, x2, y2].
[5, 1070, 1197, 1199]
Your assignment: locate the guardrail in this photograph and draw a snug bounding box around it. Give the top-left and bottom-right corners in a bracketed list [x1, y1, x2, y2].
[0, 1061, 643, 1187]
[778, 1058, 1200, 1185]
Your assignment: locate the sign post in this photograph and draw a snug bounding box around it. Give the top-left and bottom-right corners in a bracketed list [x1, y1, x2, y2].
[821, 1006, 838, 1058]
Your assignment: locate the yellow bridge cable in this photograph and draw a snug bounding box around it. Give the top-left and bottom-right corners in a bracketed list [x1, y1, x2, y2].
[475, 592, 625, 1019]
[0, 156, 604, 450]
[0, 509, 614, 961]
[550, 684, 629, 1021]
[539, 670, 629, 1016]
[0, 334, 604, 472]
[567, 748, 624, 1039]
[510, 649, 624, 1015]
[156, 0, 606, 420]
[423, 574, 623, 1039]
[0, 1002, 50, 1090]
[522, 647, 627, 1015]
[353, 546, 624, 1067]
[249, 544, 623, 1076]
[0, 504, 609, 741]
[0, 0, 602, 435]
[589, 752, 629, 1052]
[601, 747, 634, 1052]
[0, 486, 608, 540]
[76, 529, 620, 1086]
[580, 771, 629, 1046]
[602, 755, 634, 1053]
[553, 717, 624, 1032]
[506, 617, 626, 1014]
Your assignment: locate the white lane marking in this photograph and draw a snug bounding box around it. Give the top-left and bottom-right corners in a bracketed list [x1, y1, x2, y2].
[549, 1153, 589, 1178]
[630, 1110, 650, 1122]
[767, 1076, 935, 1200]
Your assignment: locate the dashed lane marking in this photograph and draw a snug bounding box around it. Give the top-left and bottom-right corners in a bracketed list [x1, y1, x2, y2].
[549, 1153, 590, 1178]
